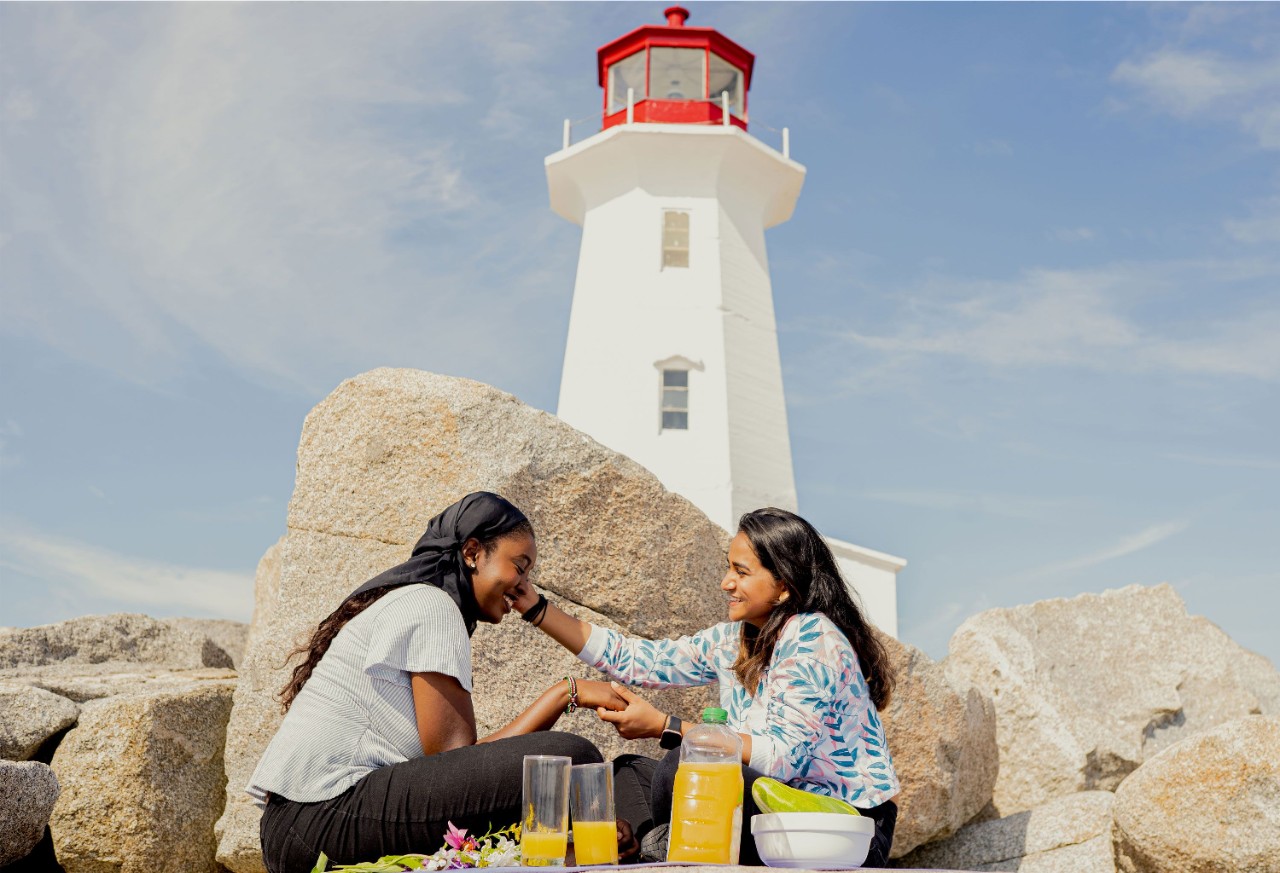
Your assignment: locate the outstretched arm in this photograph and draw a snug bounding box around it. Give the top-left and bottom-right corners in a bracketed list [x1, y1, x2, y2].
[513, 587, 593, 655]
[410, 672, 625, 755]
[513, 584, 723, 689]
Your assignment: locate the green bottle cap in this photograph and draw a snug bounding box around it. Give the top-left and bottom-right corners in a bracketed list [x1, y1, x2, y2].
[702, 707, 729, 724]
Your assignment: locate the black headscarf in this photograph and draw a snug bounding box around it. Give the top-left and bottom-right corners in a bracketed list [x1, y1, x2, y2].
[346, 491, 529, 636]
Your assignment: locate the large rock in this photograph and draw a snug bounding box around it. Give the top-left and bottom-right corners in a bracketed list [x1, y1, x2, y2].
[946, 584, 1280, 815]
[166, 618, 249, 669]
[217, 369, 731, 873]
[49, 678, 236, 873]
[1112, 715, 1280, 873]
[0, 683, 79, 760]
[899, 790, 1115, 872]
[0, 613, 235, 671]
[877, 632, 997, 857]
[0, 760, 61, 866]
[247, 537, 284, 634]
[2, 663, 237, 704]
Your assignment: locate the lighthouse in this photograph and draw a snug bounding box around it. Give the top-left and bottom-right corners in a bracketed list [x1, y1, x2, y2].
[547, 7, 904, 635]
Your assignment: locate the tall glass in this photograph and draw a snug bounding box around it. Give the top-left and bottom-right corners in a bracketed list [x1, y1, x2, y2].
[570, 763, 619, 866]
[521, 755, 571, 866]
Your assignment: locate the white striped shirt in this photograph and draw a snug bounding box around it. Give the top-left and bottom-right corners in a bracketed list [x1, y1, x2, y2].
[247, 584, 472, 805]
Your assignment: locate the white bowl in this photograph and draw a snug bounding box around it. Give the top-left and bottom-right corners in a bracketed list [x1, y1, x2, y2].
[751, 812, 875, 869]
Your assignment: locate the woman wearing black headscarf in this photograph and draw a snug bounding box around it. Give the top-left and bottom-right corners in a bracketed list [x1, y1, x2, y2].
[250, 492, 625, 873]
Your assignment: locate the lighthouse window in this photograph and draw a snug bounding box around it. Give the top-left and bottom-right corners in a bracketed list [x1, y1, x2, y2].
[709, 54, 744, 117]
[649, 47, 705, 101]
[608, 51, 646, 115]
[661, 369, 689, 430]
[662, 210, 690, 268]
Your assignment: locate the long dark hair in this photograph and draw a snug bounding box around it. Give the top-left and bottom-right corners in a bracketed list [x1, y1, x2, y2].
[278, 519, 533, 712]
[732, 508, 895, 710]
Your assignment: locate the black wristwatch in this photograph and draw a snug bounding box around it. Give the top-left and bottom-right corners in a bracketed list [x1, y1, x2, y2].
[659, 715, 684, 750]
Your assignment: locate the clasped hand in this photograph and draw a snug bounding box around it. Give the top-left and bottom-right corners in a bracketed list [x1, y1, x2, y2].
[595, 681, 665, 740]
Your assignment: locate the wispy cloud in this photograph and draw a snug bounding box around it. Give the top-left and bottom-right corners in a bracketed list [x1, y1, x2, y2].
[1225, 197, 1280, 244]
[0, 4, 586, 396]
[1110, 8, 1280, 149]
[1016, 520, 1190, 582]
[831, 261, 1280, 382]
[0, 520, 253, 619]
[1051, 227, 1096, 243]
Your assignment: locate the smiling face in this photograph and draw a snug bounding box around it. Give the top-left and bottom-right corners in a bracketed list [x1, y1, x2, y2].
[721, 531, 788, 627]
[463, 530, 537, 624]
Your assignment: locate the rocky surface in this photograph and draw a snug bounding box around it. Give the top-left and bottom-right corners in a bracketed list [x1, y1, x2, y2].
[877, 632, 997, 857]
[167, 618, 250, 669]
[3, 663, 237, 703]
[216, 369, 731, 873]
[0, 613, 236, 671]
[49, 679, 236, 873]
[0, 760, 61, 866]
[1112, 715, 1280, 873]
[0, 682, 80, 760]
[898, 790, 1115, 872]
[945, 584, 1280, 816]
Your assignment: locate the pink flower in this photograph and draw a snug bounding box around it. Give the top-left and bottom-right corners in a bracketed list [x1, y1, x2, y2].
[443, 822, 469, 851]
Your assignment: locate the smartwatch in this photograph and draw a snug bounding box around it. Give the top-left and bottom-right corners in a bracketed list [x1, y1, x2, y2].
[659, 715, 684, 750]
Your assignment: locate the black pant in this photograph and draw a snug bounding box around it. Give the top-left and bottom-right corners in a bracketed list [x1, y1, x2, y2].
[260, 731, 602, 873]
[613, 750, 897, 868]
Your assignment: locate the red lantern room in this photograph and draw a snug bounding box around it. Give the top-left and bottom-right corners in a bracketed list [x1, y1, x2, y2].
[597, 6, 754, 131]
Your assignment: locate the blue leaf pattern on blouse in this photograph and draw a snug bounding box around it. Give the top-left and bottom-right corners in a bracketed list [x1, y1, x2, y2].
[582, 613, 900, 808]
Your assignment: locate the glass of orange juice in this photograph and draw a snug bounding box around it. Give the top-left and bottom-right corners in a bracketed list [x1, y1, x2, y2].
[570, 763, 619, 866]
[522, 755, 571, 866]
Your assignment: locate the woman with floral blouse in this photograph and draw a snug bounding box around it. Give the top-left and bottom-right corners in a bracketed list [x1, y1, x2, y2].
[514, 507, 900, 866]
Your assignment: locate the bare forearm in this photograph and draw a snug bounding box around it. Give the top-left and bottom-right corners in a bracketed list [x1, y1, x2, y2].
[534, 600, 593, 655]
[478, 681, 572, 743]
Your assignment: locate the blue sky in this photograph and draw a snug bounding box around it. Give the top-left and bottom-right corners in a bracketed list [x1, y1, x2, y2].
[2, 3, 1277, 667]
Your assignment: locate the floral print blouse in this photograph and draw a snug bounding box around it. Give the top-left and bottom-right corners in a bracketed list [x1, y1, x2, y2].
[578, 612, 900, 808]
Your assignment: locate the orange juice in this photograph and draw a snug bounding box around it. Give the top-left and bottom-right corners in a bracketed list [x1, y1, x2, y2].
[520, 830, 568, 866]
[572, 820, 618, 865]
[666, 761, 743, 864]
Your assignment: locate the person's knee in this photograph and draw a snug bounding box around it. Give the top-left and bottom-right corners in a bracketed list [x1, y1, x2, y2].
[613, 753, 649, 770]
[547, 731, 603, 765]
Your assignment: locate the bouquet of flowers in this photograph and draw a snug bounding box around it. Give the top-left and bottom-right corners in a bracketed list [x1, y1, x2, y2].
[313, 822, 522, 872]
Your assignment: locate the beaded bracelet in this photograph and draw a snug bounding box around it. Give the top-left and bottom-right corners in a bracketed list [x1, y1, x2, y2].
[564, 676, 579, 715]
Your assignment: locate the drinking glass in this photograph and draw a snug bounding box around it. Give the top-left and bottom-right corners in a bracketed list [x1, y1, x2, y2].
[570, 762, 618, 866]
[521, 755, 571, 866]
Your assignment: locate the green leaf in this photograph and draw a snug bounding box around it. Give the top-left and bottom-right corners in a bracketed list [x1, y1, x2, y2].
[311, 853, 329, 873]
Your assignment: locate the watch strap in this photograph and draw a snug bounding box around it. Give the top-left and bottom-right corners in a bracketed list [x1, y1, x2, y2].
[659, 715, 684, 749]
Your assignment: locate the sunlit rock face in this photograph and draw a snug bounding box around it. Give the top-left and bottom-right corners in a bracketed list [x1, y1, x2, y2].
[945, 583, 1280, 817]
[875, 631, 998, 858]
[0, 761, 61, 866]
[0, 683, 79, 761]
[899, 790, 1117, 873]
[49, 679, 236, 873]
[1112, 715, 1280, 873]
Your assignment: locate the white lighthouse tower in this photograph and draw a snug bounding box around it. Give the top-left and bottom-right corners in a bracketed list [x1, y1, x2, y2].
[547, 7, 904, 635]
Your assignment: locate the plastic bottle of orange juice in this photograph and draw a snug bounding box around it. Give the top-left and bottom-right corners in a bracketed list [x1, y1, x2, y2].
[667, 707, 743, 864]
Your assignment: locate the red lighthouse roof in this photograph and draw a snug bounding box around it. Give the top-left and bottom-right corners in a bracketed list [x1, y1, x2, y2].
[596, 6, 755, 131]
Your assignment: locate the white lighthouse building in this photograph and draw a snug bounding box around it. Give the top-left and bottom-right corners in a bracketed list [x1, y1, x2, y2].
[547, 7, 904, 635]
